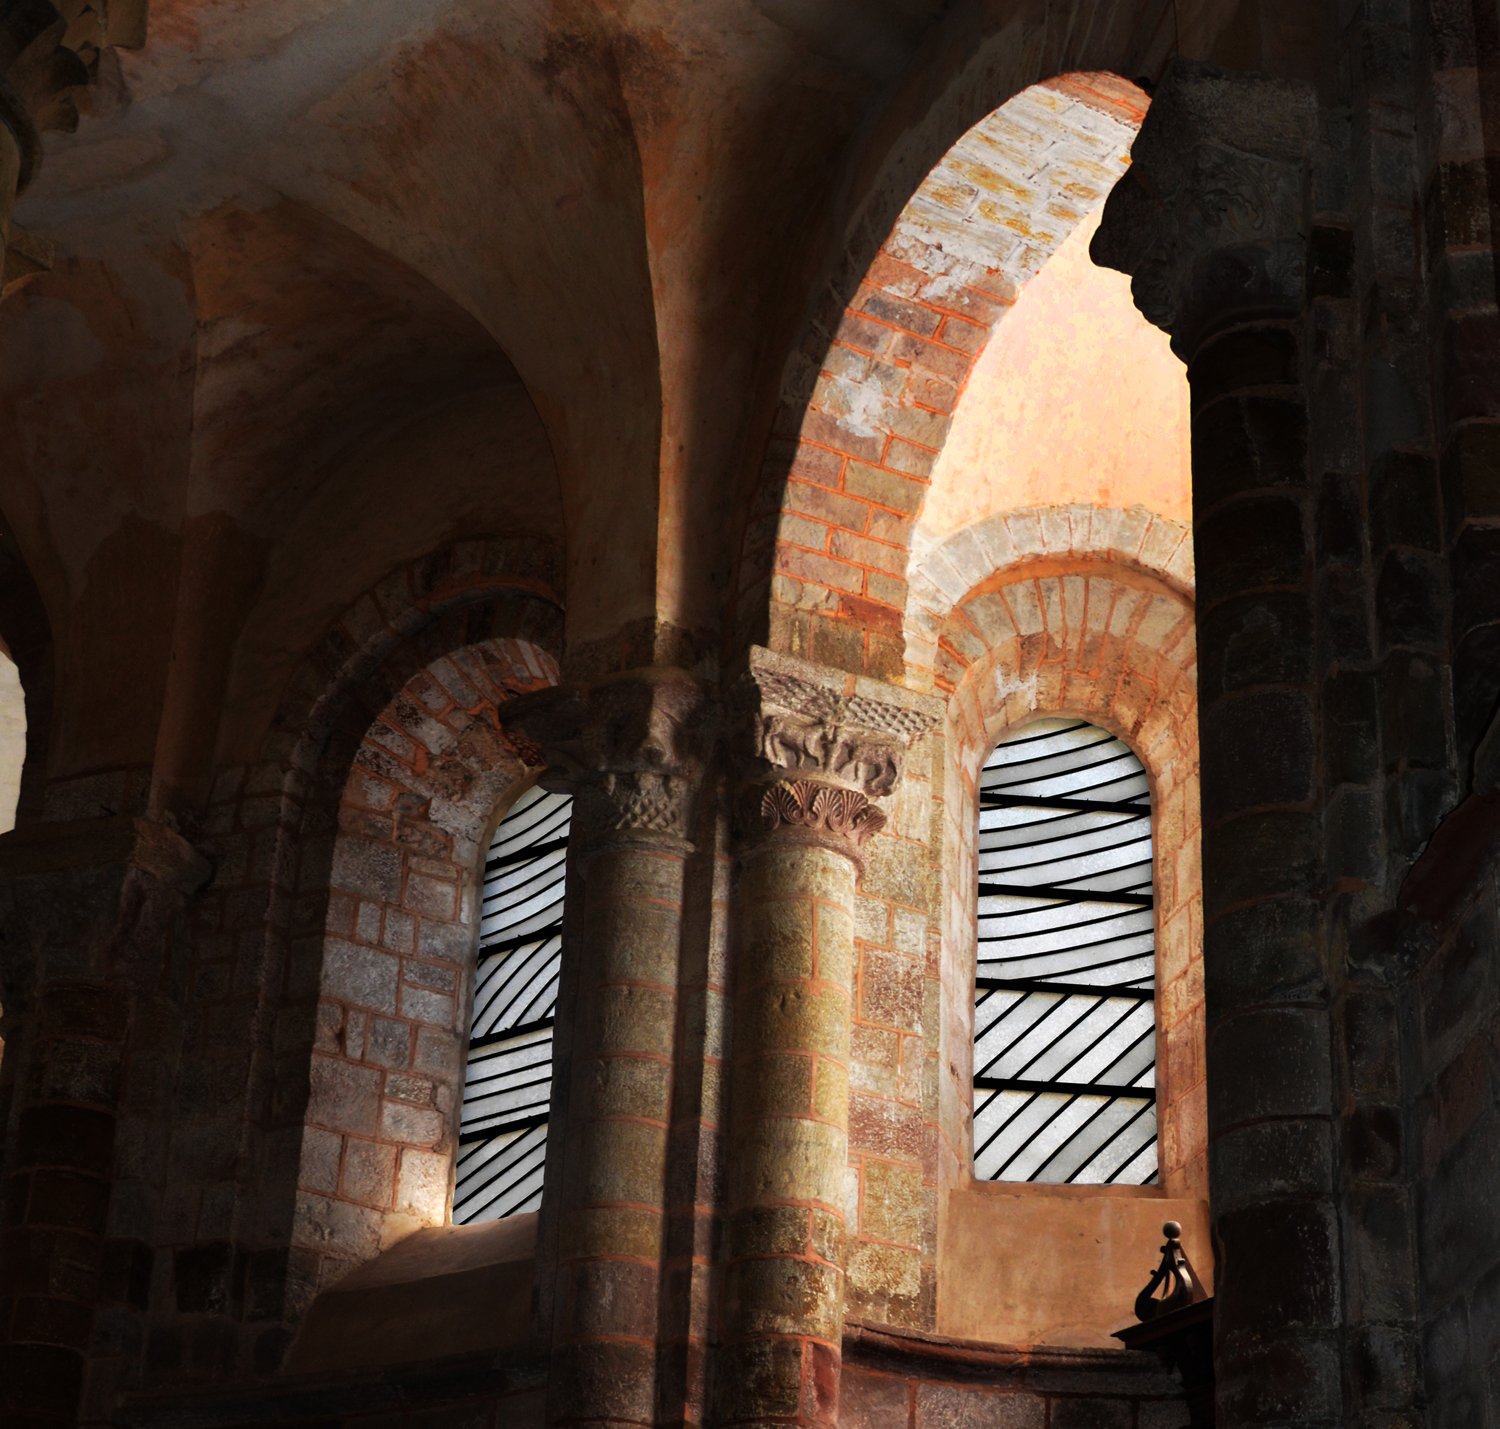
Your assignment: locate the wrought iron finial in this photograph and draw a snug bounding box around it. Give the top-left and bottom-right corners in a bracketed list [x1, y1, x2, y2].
[1134, 1221, 1209, 1322]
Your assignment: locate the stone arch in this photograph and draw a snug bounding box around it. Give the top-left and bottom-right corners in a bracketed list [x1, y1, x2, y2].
[935, 561, 1204, 1206]
[906, 505, 1192, 688]
[166, 538, 566, 1367]
[287, 633, 558, 1296]
[735, 74, 1147, 678]
[257, 535, 563, 775]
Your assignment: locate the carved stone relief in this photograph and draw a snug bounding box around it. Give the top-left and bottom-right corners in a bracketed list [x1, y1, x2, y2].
[734, 649, 938, 800]
[730, 647, 939, 861]
[753, 779, 887, 849]
[500, 669, 712, 846]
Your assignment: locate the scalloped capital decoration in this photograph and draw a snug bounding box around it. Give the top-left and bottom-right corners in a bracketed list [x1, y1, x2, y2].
[756, 778, 887, 850]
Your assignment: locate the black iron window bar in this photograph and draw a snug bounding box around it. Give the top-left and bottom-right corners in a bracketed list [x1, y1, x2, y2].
[452, 784, 572, 1224]
[972, 718, 1158, 1185]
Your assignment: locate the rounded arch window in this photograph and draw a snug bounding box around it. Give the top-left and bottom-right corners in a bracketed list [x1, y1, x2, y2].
[452, 784, 572, 1223]
[0, 647, 23, 834]
[972, 717, 1158, 1185]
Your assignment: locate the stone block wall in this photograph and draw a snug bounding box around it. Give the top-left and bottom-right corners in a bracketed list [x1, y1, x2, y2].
[0, 824, 206, 1426]
[111, 1331, 1189, 1429]
[844, 733, 943, 1331]
[838, 1326, 1189, 1429]
[109, 546, 566, 1394]
[289, 636, 555, 1298]
[1392, 794, 1500, 1420]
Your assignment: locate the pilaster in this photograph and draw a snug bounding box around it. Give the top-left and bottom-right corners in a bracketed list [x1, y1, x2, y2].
[0, 816, 209, 1425]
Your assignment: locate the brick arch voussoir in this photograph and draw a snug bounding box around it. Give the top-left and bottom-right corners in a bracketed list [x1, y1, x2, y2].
[732, 73, 1148, 681]
[276, 577, 566, 963]
[945, 583, 1196, 774]
[261, 534, 564, 778]
[905, 505, 1193, 687]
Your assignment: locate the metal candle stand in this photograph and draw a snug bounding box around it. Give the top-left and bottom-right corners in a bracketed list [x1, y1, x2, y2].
[1112, 1221, 1215, 1427]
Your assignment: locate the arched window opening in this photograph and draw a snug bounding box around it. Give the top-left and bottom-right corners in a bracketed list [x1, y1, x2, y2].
[0, 647, 24, 835]
[453, 784, 572, 1224]
[973, 718, 1157, 1185]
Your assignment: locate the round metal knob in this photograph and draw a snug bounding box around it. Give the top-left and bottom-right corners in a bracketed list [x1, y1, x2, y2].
[1163, 1220, 1182, 1238]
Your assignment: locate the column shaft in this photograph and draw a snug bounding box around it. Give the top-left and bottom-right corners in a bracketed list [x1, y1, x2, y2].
[717, 838, 856, 1429]
[548, 839, 686, 1429]
[1189, 324, 1341, 1422]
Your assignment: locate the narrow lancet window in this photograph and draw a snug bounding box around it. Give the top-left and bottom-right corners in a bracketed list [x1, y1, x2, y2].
[452, 785, 571, 1223]
[972, 718, 1157, 1184]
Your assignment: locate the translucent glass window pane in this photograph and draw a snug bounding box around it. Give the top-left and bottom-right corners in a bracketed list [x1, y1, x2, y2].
[453, 785, 571, 1223]
[973, 718, 1157, 1185]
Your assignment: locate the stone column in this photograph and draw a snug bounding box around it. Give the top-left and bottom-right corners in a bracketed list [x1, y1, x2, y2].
[0, 817, 208, 1426]
[713, 651, 934, 1429]
[1094, 60, 1346, 1427]
[505, 671, 710, 1429]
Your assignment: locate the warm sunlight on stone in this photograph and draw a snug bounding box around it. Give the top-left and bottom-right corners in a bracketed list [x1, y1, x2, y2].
[918, 205, 1190, 557]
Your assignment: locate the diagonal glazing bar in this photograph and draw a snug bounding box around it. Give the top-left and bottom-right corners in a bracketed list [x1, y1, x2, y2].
[454, 784, 573, 1222]
[972, 718, 1159, 1186]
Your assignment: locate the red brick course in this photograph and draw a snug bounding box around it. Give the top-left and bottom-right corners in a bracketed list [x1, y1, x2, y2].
[940, 561, 1207, 1199]
[735, 75, 1148, 679]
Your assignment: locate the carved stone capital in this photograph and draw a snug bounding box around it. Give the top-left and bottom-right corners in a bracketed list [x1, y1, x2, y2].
[752, 779, 886, 850]
[0, 815, 211, 895]
[577, 768, 699, 844]
[733, 647, 939, 800]
[1091, 59, 1319, 357]
[500, 668, 713, 847]
[0, 0, 147, 300]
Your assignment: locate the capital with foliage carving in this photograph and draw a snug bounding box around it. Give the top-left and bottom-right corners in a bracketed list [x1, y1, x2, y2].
[0, 0, 149, 299]
[1090, 59, 1319, 358]
[499, 668, 713, 848]
[733, 647, 938, 797]
[733, 647, 938, 861]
